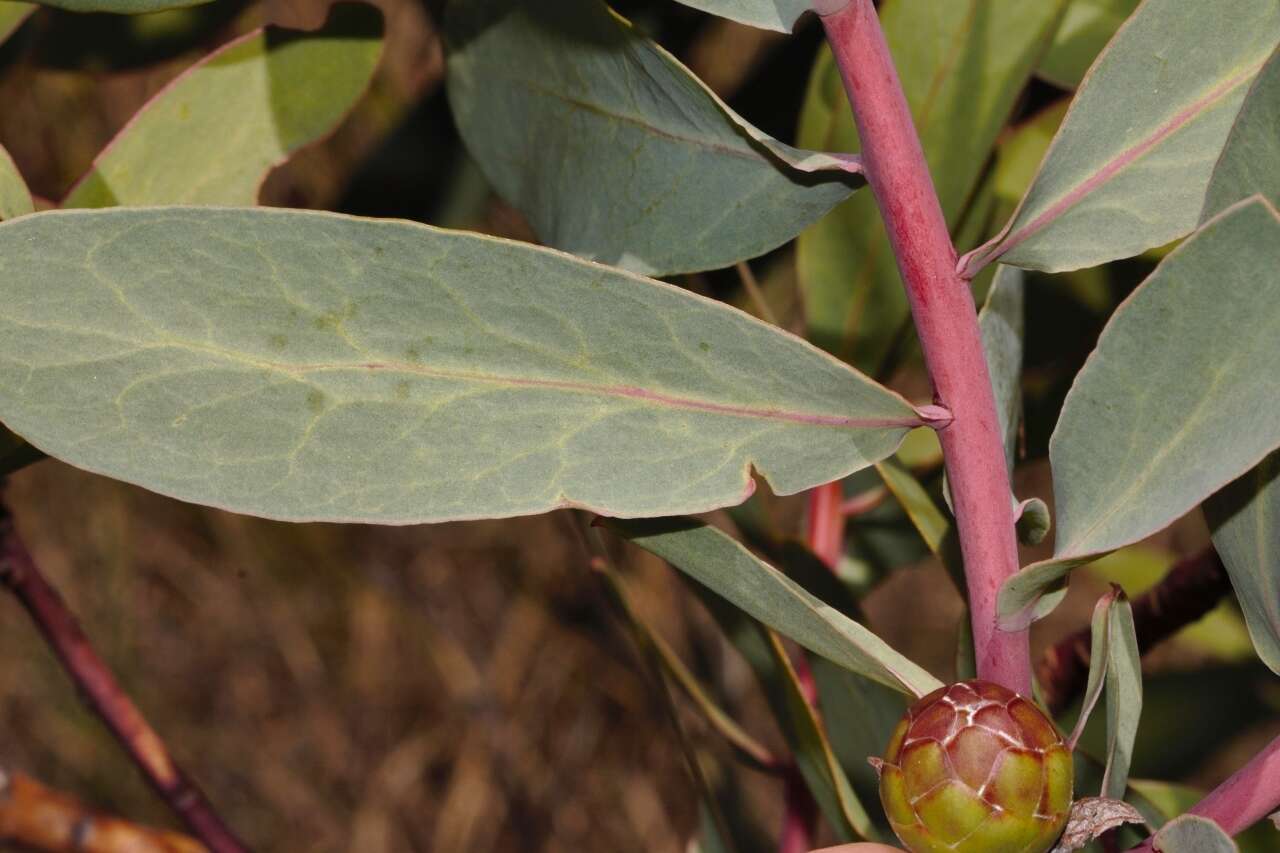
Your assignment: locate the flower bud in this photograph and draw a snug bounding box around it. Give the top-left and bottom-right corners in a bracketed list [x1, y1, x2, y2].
[877, 680, 1072, 853]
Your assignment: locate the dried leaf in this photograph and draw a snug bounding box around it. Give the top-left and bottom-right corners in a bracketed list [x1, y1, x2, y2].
[1050, 797, 1147, 852]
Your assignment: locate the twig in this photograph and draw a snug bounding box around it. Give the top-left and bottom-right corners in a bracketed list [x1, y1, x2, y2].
[0, 766, 207, 853]
[0, 516, 249, 853]
[1037, 547, 1231, 714]
[1127, 733, 1280, 850]
[821, 0, 1030, 693]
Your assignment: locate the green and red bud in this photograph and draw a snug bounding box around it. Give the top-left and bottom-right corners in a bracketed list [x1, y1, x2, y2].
[875, 680, 1073, 853]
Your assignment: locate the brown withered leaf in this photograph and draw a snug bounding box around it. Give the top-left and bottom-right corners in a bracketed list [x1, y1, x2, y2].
[1051, 797, 1147, 853]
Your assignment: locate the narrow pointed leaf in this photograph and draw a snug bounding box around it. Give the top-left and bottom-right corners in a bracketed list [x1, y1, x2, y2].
[967, 0, 1280, 275]
[603, 517, 943, 698]
[0, 2, 33, 48]
[1202, 47, 1280, 222]
[1000, 198, 1280, 624]
[1153, 815, 1240, 853]
[1038, 0, 1139, 89]
[795, 0, 1066, 364]
[1067, 588, 1140, 799]
[64, 5, 383, 208]
[1204, 453, 1280, 675]
[28, 0, 207, 12]
[980, 266, 1026, 471]
[0, 207, 922, 523]
[445, 0, 858, 277]
[0, 143, 32, 221]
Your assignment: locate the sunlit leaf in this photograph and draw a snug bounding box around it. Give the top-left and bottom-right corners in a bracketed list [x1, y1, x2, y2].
[1205, 453, 1280, 675]
[965, 0, 1280, 275]
[795, 0, 1066, 364]
[1037, 0, 1139, 89]
[1202, 46, 1280, 221]
[446, 0, 859, 277]
[64, 4, 383, 208]
[0, 143, 32, 221]
[665, 0, 816, 32]
[0, 2, 33, 47]
[603, 517, 943, 698]
[999, 199, 1280, 624]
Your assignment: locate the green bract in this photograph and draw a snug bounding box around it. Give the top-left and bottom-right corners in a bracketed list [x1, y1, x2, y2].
[878, 680, 1073, 853]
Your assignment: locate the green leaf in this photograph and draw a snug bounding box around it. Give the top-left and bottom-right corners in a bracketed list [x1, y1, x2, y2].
[1037, 0, 1140, 89]
[0, 143, 32, 221]
[980, 265, 1026, 470]
[445, 0, 858, 277]
[603, 517, 943, 697]
[1204, 453, 1280, 675]
[1154, 815, 1240, 853]
[1068, 587, 1140, 800]
[966, 0, 1280, 275]
[27, 0, 207, 13]
[63, 5, 383, 208]
[0, 2, 34, 47]
[0, 206, 923, 523]
[663, 0, 815, 32]
[1202, 47, 1280, 222]
[999, 198, 1280, 624]
[795, 0, 1067, 364]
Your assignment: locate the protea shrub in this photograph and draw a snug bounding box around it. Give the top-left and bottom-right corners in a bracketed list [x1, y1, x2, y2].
[875, 680, 1073, 853]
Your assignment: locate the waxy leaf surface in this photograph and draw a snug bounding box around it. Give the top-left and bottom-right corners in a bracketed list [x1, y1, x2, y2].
[64, 4, 383, 208]
[796, 0, 1065, 365]
[446, 0, 857, 277]
[0, 207, 921, 523]
[980, 265, 1025, 471]
[1153, 815, 1239, 853]
[604, 517, 943, 698]
[968, 0, 1280, 274]
[1202, 47, 1280, 221]
[1037, 0, 1139, 89]
[1204, 453, 1280, 676]
[0, 144, 32, 221]
[664, 0, 812, 32]
[1000, 199, 1280, 624]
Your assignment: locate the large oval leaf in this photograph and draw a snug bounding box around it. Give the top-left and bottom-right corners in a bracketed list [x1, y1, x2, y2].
[1037, 0, 1139, 89]
[1204, 453, 1280, 676]
[795, 0, 1066, 364]
[0, 207, 924, 523]
[999, 198, 1280, 624]
[603, 516, 943, 697]
[965, 0, 1280, 275]
[64, 4, 383, 208]
[446, 0, 859, 277]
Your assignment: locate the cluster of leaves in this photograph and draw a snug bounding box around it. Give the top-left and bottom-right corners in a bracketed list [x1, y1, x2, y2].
[0, 0, 1277, 850]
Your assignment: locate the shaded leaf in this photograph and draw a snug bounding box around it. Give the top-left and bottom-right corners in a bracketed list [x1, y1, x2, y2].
[1038, 0, 1139, 89]
[64, 5, 383, 208]
[1202, 46, 1280, 221]
[1016, 497, 1052, 546]
[603, 517, 943, 697]
[965, 0, 1280, 275]
[1205, 452, 1280, 675]
[875, 458, 948, 557]
[445, 0, 858, 277]
[999, 199, 1280, 624]
[0, 207, 925, 523]
[1068, 587, 1140, 799]
[1154, 815, 1239, 852]
[0, 3, 33, 49]
[980, 265, 1025, 470]
[666, 0, 818, 33]
[1050, 797, 1146, 853]
[795, 0, 1067, 364]
[0, 143, 32, 221]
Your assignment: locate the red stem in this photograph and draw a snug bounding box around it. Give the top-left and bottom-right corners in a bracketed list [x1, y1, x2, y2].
[0, 517, 249, 853]
[806, 481, 846, 573]
[820, 0, 1030, 694]
[1128, 733, 1280, 850]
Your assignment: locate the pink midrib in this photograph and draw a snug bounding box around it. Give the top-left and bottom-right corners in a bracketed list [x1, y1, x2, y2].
[293, 359, 923, 431]
[976, 63, 1262, 269]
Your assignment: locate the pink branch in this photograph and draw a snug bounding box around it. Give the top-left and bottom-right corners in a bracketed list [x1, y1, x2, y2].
[820, 0, 1030, 694]
[1128, 733, 1280, 850]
